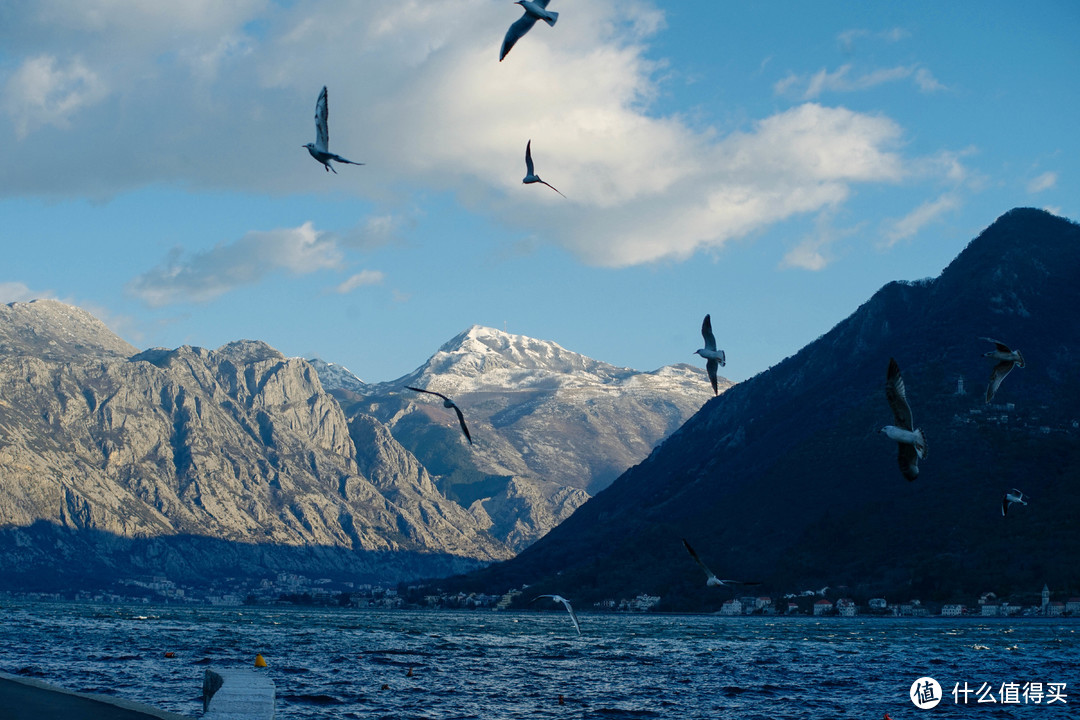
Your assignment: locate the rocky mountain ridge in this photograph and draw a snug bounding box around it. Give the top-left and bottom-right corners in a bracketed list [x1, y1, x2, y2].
[0, 301, 719, 589]
[0, 302, 510, 589]
[324, 325, 721, 549]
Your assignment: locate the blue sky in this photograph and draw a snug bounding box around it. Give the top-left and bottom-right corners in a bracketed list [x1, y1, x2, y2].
[1, 1, 1076, 384]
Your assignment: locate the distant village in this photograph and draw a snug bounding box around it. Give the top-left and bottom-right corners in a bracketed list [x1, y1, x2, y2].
[3, 573, 1078, 619]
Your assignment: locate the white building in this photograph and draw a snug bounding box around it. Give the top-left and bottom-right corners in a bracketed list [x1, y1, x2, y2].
[720, 599, 743, 616]
[835, 599, 857, 617]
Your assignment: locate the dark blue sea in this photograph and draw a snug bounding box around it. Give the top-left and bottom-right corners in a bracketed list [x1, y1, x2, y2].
[1, 602, 1077, 719]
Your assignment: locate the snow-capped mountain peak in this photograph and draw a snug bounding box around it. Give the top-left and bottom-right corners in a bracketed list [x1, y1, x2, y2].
[409, 325, 633, 392]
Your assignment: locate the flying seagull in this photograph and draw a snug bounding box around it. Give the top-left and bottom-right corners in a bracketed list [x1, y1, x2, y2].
[682, 539, 761, 588]
[523, 140, 565, 197]
[303, 86, 364, 173]
[1002, 488, 1028, 517]
[880, 357, 928, 482]
[981, 337, 1025, 403]
[532, 594, 581, 635]
[500, 0, 559, 62]
[406, 386, 472, 444]
[693, 314, 726, 395]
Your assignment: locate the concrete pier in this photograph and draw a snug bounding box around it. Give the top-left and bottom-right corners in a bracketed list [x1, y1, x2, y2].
[202, 668, 276, 720]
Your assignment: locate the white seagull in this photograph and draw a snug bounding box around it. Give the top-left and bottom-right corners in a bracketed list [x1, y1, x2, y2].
[532, 594, 581, 635]
[682, 539, 761, 588]
[523, 140, 565, 197]
[406, 386, 472, 444]
[981, 337, 1025, 403]
[880, 357, 928, 482]
[1002, 488, 1028, 517]
[303, 86, 363, 174]
[693, 314, 726, 395]
[500, 1, 559, 62]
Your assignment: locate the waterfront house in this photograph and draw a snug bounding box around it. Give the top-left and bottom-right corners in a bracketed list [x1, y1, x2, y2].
[720, 599, 743, 616]
[835, 598, 857, 617]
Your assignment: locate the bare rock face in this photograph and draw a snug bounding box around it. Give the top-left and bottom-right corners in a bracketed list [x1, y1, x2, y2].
[329, 326, 724, 550]
[0, 299, 138, 361]
[0, 302, 511, 589]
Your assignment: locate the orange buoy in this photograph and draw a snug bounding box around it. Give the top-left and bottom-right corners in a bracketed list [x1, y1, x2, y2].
[164, 652, 176, 659]
[254, 654, 267, 668]
[406, 667, 414, 678]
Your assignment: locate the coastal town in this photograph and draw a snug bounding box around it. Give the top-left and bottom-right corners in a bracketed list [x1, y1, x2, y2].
[2, 574, 1077, 619]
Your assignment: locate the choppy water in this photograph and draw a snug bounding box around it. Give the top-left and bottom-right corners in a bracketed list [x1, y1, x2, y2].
[1, 602, 1077, 719]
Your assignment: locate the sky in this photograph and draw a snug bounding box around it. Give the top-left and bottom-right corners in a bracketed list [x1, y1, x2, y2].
[1, 0, 1077, 384]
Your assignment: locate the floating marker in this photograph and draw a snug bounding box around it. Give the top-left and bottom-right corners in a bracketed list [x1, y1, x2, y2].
[254, 654, 267, 668]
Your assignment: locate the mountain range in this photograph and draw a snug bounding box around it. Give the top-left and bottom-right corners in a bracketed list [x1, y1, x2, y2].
[434, 208, 1080, 609]
[0, 304, 712, 591]
[326, 325, 717, 549]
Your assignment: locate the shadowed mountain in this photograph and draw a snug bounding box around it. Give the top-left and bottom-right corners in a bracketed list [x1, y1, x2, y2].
[432, 208, 1080, 609]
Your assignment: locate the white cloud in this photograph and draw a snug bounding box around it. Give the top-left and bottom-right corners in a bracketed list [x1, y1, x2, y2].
[3, 55, 109, 138]
[781, 240, 829, 271]
[776, 64, 945, 100]
[779, 215, 864, 272]
[913, 67, 946, 92]
[838, 27, 911, 53]
[334, 270, 384, 294]
[881, 194, 960, 247]
[0, 1, 959, 268]
[1027, 171, 1058, 193]
[0, 281, 54, 303]
[128, 222, 342, 306]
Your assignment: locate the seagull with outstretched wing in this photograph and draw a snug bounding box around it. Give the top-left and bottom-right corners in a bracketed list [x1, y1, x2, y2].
[532, 594, 581, 635]
[682, 539, 761, 588]
[523, 140, 565, 197]
[303, 86, 364, 173]
[500, 1, 559, 62]
[981, 337, 1025, 403]
[406, 386, 472, 444]
[693, 314, 726, 395]
[1002, 488, 1028, 517]
[880, 357, 928, 481]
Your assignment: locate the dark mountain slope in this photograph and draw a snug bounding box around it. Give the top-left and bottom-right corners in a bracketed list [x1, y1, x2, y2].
[443, 208, 1080, 608]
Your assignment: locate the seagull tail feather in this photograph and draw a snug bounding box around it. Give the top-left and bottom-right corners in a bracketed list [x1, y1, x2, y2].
[544, 11, 558, 26]
[914, 429, 928, 460]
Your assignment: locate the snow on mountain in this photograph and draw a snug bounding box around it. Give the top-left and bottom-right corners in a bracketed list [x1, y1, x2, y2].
[319, 325, 728, 551]
[305, 357, 366, 395]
